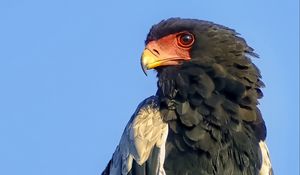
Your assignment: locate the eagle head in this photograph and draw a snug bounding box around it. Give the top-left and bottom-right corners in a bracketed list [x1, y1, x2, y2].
[141, 18, 266, 140]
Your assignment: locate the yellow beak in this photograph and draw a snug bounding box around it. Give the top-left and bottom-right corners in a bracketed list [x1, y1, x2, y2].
[140, 49, 162, 73]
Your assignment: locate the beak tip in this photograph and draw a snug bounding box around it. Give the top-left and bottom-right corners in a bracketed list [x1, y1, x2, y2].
[142, 65, 148, 76]
[140, 59, 148, 76]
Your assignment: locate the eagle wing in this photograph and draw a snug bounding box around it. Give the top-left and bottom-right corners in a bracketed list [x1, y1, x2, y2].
[102, 96, 168, 175]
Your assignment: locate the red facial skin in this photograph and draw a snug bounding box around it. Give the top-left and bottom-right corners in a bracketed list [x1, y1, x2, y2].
[144, 32, 194, 67]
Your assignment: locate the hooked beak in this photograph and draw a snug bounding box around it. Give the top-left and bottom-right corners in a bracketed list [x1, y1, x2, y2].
[140, 49, 161, 76]
[140, 52, 148, 76]
[140, 48, 189, 76]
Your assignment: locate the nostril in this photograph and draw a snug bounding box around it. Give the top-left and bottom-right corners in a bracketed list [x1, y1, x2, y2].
[153, 49, 160, 55]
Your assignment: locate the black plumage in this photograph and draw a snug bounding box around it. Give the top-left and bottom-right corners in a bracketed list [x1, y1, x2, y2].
[150, 19, 265, 175]
[102, 18, 272, 175]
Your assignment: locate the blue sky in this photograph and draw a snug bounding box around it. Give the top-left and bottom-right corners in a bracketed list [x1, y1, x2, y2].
[0, 0, 298, 174]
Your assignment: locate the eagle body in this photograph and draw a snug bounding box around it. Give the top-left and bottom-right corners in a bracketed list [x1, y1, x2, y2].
[102, 18, 272, 175]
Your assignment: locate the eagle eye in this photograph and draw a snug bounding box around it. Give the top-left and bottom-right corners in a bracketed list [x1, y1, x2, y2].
[177, 32, 194, 48]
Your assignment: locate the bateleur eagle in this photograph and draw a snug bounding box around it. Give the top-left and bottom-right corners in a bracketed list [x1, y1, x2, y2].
[102, 18, 273, 175]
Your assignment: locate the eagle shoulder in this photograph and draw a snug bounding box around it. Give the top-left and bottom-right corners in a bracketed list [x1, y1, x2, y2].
[106, 96, 168, 175]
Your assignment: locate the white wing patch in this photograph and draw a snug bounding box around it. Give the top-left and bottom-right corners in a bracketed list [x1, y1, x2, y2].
[109, 96, 168, 175]
[259, 141, 273, 175]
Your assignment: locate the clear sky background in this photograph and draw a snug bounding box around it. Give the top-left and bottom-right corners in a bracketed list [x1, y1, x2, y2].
[0, 0, 298, 175]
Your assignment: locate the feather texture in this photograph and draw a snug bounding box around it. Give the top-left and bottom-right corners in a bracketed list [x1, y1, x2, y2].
[151, 18, 271, 175]
[259, 141, 273, 175]
[103, 96, 168, 175]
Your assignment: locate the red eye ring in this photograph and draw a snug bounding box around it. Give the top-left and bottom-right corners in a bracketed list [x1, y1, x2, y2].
[177, 32, 195, 48]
